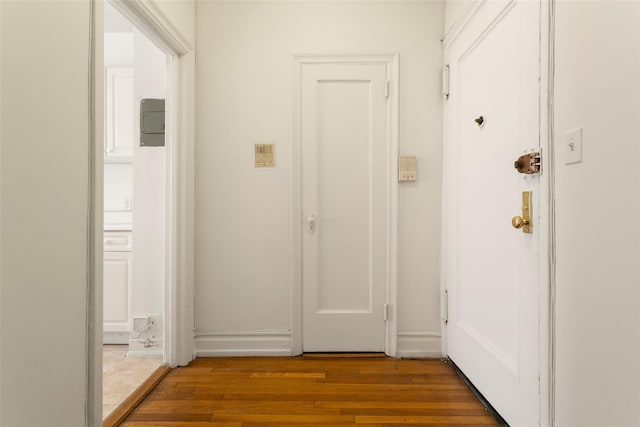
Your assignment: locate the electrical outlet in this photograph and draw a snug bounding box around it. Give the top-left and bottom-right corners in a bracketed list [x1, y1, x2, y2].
[149, 313, 161, 331]
[148, 313, 161, 340]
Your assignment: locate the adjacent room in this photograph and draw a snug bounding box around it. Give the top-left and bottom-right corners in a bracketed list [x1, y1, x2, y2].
[102, 2, 168, 421]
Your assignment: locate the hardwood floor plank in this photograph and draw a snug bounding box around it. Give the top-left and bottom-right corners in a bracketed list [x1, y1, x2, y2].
[122, 357, 499, 426]
[135, 400, 317, 415]
[240, 424, 394, 427]
[175, 382, 467, 393]
[211, 414, 355, 423]
[315, 401, 484, 410]
[355, 415, 499, 424]
[340, 408, 491, 417]
[216, 391, 479, 402]
[250, 372, 326, 379]
[121, 423, 241, 427]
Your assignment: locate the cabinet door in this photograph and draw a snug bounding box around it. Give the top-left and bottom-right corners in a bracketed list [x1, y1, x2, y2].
[103, 251, 132, 334]
[105, 67, 134, 162]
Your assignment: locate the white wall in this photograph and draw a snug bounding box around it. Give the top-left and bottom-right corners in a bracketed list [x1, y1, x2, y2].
[0, 1, 91, 425]
[194, 1, 444, 356]
[554, 1, 640, 426]
[0, 0, 194, 424]
[104, 32, 133, 67]
[155, 0, 195, 46]
[130, 28, 167, 354]
[443, 0, 473, 38]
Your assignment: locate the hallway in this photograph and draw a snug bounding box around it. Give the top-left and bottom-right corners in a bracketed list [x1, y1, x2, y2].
[120, 356, 499, 426]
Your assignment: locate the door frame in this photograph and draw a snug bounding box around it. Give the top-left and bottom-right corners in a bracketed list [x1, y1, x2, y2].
[440, 1, 555, 425]
[291, 54, 399, 356]
[88, 0, 195, 425]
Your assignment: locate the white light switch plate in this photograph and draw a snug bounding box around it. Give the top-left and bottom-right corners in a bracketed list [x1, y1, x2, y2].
[564, 128, 582, 165]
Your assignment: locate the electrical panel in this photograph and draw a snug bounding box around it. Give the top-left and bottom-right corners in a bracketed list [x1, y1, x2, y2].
[140, 98, 165, 147]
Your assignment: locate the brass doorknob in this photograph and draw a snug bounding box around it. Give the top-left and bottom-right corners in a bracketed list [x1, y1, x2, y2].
[512, 215, 530, 229]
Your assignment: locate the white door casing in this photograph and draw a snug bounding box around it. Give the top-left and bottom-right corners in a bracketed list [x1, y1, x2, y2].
[443, 1, 543, 425]
[293, 54, 399, 355]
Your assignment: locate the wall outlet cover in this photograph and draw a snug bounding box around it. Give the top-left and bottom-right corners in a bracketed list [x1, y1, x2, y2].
[564, 128, 583, 165]
[149, 313, 161, 331]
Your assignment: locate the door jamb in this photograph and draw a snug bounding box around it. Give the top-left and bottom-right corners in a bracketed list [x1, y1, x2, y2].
[88, 1, 195, 425]
[291, 54, 399, 356]
[540, 1, 556, 425]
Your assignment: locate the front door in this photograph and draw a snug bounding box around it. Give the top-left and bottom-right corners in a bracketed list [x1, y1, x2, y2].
[301, 60, 389, 352]
[444, 1, 542, 425]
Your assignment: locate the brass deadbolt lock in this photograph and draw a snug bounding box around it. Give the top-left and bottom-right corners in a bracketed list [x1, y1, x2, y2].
[514, 152, 541, 174]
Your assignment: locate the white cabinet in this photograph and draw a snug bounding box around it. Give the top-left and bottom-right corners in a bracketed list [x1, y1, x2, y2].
[103, 231, 132, 344]
[105, 67, 134, 162]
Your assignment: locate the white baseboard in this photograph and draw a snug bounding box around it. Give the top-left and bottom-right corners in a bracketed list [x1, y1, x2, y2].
[103, 331, 129, 345]
[194, 330, 293, 357]
[193, 330, 441, 358]
[397, 331, 443, 358]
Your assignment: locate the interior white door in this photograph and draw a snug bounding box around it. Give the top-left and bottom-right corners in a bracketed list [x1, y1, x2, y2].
[444, 1, 541, 425]
[301, 61, 388, 352]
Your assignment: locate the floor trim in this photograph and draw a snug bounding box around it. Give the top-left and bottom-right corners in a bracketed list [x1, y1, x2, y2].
[447, 357, 509, 427]
[102, 365, 171, 427]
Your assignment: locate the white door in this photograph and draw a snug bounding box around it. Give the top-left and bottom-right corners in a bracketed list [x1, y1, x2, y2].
[444, 1, 541, 425]
[301, 61, 389, 352]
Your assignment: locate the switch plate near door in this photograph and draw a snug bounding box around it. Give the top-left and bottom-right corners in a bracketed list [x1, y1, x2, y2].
[399, 156, 417, 182]
[254, 143, 275, 168]
[563, 128, 583, 165]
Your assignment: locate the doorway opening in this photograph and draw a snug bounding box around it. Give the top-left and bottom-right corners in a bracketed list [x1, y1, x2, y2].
[102, 1, 169, 420]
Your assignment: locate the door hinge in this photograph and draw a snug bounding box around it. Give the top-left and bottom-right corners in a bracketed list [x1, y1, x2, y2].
[442, 65, 450, 98]
[383, 303, 389, 321]
[514, 150, 542, 174]
[385, 80, 390, 99]
[442, 290, 448, 324]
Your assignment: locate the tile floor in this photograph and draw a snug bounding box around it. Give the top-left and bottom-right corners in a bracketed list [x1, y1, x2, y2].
[102, 345, 163, 419]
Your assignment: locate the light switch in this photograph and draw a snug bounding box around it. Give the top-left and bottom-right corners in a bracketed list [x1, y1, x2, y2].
[254, 143, 275, 168]
[564, 128, 582, 165]
[399, 156, 417, 182]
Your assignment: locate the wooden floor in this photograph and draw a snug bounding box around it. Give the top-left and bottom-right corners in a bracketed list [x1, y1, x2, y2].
[121, 356, 499, 427]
